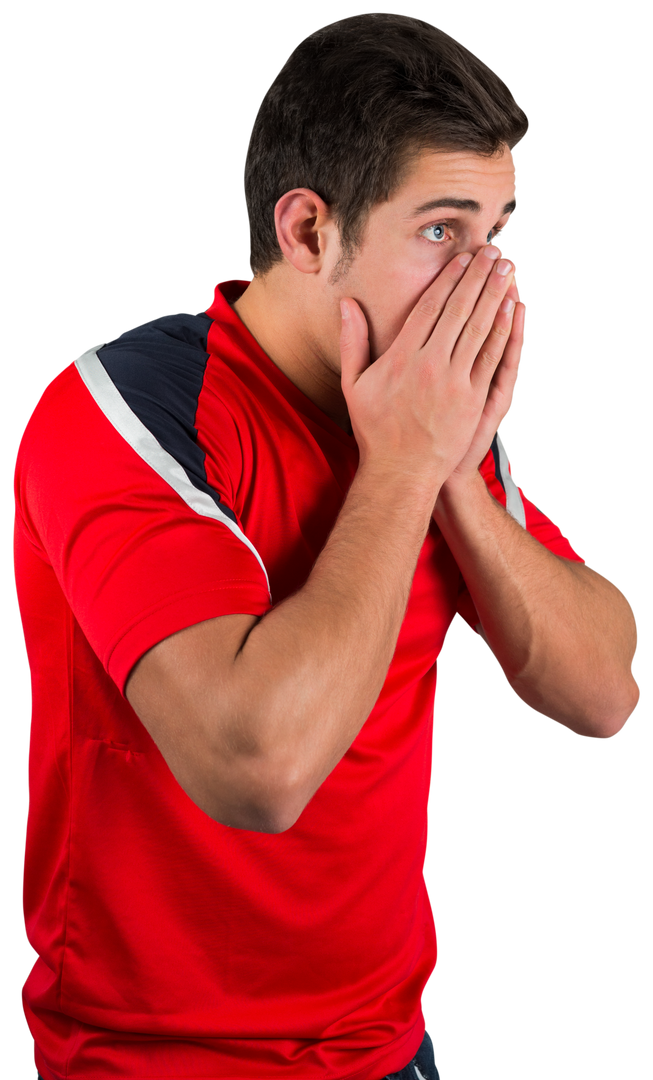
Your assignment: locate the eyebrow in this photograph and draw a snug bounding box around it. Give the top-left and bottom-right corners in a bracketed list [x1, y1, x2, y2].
[409, 197, 517, 218]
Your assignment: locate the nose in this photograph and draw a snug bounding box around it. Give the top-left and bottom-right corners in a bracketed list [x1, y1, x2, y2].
[464, 227, 502, 257]
[455, 230, 517, 299]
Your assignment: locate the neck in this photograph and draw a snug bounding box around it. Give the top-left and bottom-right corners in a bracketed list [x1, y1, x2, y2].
[230, 274, 351, 434]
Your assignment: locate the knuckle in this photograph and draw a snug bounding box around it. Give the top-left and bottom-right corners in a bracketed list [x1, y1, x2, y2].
[484, 285, 505, 304]
[416, 296, 444, 320]
[444, 300, 468, 321]
[492, 321, 511, 339]
[390, 350, 409, 371]
[478, 346, 501, 369]
[469, 263, 492, 283]
[463, 320, 486, 342]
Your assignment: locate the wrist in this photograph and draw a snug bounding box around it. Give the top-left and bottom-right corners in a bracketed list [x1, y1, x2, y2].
[432, 467, 488, 526]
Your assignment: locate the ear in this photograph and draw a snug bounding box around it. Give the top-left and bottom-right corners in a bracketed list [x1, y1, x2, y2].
[274, 188, 335, 274]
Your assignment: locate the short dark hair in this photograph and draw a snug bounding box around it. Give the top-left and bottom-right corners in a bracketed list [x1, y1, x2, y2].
[244, 13, 528, 276]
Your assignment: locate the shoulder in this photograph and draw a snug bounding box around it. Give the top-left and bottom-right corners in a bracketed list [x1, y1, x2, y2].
[89, 311, 215, 430]
[16, 310, 241, 521]
[22, 311, 216, 440]
[85, 311, 243, 504]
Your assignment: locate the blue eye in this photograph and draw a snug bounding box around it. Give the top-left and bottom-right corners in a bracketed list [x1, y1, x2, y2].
[420, 222, 511, 249]
[422, 223, 447, 243]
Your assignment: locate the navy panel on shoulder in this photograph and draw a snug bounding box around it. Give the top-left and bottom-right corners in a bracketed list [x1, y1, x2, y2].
[97, 312, 237, 523]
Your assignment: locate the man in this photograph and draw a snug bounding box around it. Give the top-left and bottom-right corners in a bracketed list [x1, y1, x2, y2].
[14, 13, 638, 1080]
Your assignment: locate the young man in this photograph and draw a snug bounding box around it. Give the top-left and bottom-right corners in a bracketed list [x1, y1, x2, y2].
[14, 13, 638, 1080]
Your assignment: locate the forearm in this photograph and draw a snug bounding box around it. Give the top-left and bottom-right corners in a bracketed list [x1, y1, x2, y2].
[433, 471, 638, 736]
[227, 462, 438, 824]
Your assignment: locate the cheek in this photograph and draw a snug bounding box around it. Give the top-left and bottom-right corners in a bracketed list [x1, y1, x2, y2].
[367, 295, 421, 360]
[343, 234, 452, 360]
[379, 257, 451, 345]
[386, 242, 449, 288]
[388, 241, 453, 312]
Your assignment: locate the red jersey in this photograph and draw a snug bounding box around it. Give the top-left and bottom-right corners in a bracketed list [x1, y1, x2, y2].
[14, 281, 583, 1080]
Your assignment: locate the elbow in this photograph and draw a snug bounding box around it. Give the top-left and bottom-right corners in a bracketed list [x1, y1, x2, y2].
[585, 675, 640, 738]
[230, 791, 308, 836]
[564, 673, 640, 739]
[235, 760, 308, 834]
[187, 759, 304, 836]
[262, 803, 305, 835]
[511, 668, 640, 740]
[252, 765, 314, 834]
[201, 794, 300, 838]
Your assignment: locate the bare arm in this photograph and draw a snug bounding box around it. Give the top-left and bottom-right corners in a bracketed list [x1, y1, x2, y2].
[127, 465, 436, 832]
[433, 471, 638, 736]
[224, 464, 438, 825]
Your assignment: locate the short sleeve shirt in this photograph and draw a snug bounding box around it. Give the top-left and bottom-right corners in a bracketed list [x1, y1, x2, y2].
[14, 281, 583, 1080]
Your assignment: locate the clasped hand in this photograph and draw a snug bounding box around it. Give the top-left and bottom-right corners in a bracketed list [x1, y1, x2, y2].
[339, 244, 525, 492]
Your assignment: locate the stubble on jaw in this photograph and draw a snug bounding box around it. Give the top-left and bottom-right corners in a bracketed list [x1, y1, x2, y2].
[328, 246, 356, 286]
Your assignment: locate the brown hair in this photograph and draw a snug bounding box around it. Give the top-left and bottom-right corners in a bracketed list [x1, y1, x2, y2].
[244, 13, 528, 276]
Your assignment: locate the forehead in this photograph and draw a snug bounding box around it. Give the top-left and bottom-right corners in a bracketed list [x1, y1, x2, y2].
[389, 146, 516, 216]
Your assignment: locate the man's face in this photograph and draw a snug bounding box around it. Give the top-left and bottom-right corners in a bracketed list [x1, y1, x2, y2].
[329, 146, 516, 361]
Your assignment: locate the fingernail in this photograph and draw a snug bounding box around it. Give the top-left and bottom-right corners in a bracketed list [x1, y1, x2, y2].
[484, 245, 500, 260]
[500, 297, 515, 314]
[496, 259, 513, 276]
[459, 252, 473, 267]
[340, 300, 349, 319]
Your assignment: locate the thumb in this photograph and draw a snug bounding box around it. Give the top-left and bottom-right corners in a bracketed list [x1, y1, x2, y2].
[339, 298, 370, 395]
